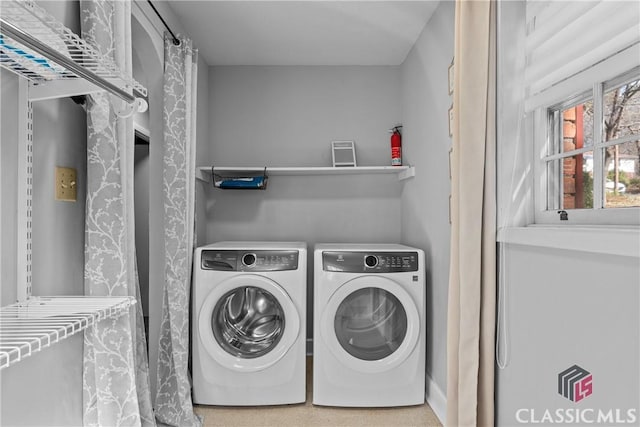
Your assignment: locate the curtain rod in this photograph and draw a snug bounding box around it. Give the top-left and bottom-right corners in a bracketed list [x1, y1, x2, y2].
[147, 0, 180, 46]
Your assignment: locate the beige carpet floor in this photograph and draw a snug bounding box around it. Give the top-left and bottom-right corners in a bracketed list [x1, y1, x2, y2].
[194, 357, 442, 427]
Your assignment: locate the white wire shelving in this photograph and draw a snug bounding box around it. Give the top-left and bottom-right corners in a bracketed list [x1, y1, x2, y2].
[0, 1, 144, 372]
[0, 296, 135, 370]
[0, 0, 147, 102]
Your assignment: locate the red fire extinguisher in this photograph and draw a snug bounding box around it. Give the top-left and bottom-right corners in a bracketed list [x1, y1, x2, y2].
[390, 125, 402, 166]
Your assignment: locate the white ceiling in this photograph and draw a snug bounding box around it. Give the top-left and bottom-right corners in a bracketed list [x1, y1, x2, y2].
[165, 1, 440, 66]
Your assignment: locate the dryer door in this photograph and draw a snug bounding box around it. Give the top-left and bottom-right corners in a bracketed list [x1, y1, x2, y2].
[199, 274, 300, 372]
[320, 275, 420, 373]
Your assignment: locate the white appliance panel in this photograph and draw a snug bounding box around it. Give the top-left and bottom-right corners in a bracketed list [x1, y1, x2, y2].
[313, 243, 426, 407]
[192, 241, 307, 406]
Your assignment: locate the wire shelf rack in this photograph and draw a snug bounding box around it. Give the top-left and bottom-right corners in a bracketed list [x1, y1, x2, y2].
[0, 296, 135, 370]
[0, 0, 146, 98]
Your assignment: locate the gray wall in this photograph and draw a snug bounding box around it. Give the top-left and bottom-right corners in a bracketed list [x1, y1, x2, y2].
[207, 66, 401, 168]
[204, 66, 404, 338]
[194, 57, 210, 248]
[400, 0, 455, 412]
[495, 244, 639, 425]
[1, 334, 84, 426]
[134, 144, 150, 316]
[1, 69, 20, 307]
[31, 97, 87, 297]
[0, 1, 86, 424]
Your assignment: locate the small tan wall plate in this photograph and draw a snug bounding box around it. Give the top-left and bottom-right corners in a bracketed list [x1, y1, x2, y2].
[55, 166, 77, 202]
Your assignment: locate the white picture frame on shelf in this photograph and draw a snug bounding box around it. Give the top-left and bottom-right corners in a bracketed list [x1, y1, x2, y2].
[331, 140, 357, 167]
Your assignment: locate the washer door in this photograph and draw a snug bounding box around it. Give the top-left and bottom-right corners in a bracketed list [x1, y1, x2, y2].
[320, 275, 420, 373]
[199, 274, 300, 372]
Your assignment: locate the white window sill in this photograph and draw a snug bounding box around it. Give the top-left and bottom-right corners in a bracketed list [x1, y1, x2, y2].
[497, 225, 640, 258]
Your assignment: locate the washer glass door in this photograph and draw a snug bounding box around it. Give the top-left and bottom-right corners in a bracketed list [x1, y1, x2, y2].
[199, 274, 300, 372]
[334, 287, 407, 361]
[212, 286, 285, 358]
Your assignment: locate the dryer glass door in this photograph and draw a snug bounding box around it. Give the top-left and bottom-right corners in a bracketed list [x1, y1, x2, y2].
[334, 287, 407, 361]
[320, 275, 420, 373]
[212, 286, 285, 358]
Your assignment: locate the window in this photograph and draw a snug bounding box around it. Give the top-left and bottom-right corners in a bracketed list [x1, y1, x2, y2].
[523, 0, 639, 225]
[537, 67, 640, 224]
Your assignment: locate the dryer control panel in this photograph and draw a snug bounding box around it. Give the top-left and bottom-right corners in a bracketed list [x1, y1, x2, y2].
[322, 251, 419, 273]
[201, 250, 299, 271]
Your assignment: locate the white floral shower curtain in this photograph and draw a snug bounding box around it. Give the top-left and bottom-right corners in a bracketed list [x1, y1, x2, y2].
[81, 1, 155, 426]
[154, 34, 201, 427]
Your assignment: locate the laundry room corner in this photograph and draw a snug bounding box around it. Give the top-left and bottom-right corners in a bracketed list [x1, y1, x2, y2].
[14, 0, 640, 426]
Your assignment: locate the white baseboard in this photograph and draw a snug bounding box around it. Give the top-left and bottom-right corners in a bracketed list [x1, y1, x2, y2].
[425, 373, 447, 426]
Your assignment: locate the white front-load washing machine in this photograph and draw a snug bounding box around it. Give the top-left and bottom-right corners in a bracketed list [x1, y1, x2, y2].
[313, 243, 425, 407]
[192, 241, 307, 405]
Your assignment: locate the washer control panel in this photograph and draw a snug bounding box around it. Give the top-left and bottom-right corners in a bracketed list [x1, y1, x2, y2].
[201, 250, 299, 271]
[322, 251, 419, 273]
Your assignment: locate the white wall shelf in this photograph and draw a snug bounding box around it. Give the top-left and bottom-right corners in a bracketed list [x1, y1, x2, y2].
[196, 165, 415, 184]
[0, 296, 135, 370]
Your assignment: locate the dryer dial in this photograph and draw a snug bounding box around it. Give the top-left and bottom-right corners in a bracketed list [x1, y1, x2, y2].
[242, 253, 257, 267]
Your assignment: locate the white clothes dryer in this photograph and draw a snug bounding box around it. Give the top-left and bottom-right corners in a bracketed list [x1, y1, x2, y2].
[192, 242, 307, 405]
[313, 243, 425, 407]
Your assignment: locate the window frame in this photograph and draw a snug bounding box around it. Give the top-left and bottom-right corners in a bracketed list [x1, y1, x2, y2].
[534, 67, 640, 225]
